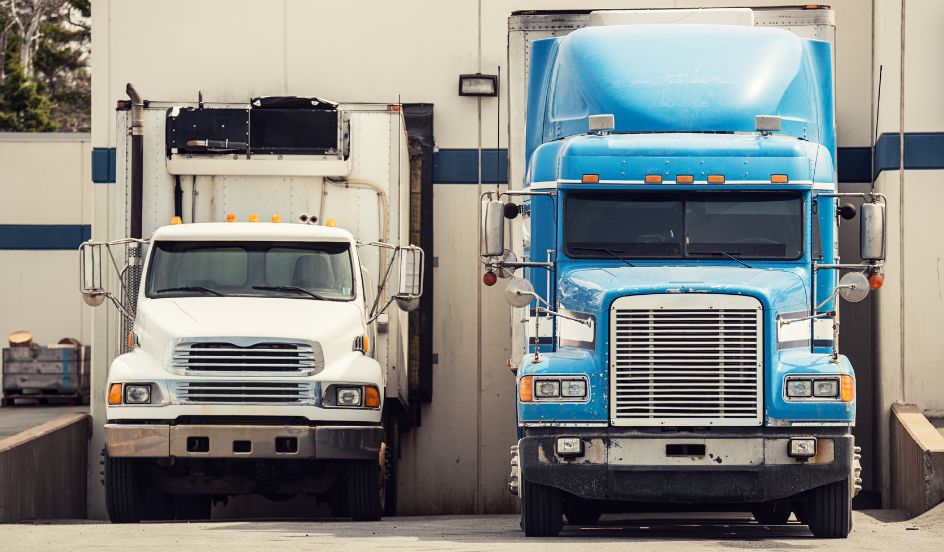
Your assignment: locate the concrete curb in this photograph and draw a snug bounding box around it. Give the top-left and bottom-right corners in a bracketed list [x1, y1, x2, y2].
[890, 403, 944, 515]
[0, 412, 90, 522]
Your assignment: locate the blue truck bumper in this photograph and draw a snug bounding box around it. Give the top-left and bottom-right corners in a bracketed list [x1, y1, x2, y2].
[519, 428, 853, 503]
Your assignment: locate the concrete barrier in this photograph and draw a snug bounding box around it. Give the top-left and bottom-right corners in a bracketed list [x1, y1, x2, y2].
[890, 403, 944, 515]
[0, 413, 90, 522]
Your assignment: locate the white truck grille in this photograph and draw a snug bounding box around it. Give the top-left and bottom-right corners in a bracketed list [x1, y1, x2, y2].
[174, 381, 315, 404]
[171, 339, 322, 376]
[610, 294, 763, 426]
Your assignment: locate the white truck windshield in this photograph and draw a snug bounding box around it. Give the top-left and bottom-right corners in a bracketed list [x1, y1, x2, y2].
[565, 191, 803, 260]
[145, 241, 355, 300]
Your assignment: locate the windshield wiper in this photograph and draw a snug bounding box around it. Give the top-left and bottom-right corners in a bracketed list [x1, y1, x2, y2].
[709, 251, 753, 269]
[252, 285, 329, 300]
[156, 286, 225, 296]
[571, 246, 635, 267]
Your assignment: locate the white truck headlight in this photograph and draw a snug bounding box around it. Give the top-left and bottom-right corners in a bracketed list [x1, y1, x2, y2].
[786, 378, 813, 398]
[336, 387, 363, 407]
[788, 437, 817, 458]
[561, 379, 587, 398]
[124, 384, 151, 404]
[534, 380, 560, 398]
[555, 437, 585, 457]
[813, 379, 839, 398]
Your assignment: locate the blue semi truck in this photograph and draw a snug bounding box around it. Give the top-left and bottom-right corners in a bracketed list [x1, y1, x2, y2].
[482, 7, 887, 538]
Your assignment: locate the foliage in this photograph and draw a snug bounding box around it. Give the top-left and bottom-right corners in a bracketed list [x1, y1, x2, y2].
[0, 0, 90, 132]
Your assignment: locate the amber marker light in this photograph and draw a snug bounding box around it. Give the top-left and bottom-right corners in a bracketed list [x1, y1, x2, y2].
[483, 271, 498, 286]
[271, 214, 282, 223]
[108, 383, 123, 405]
[707, 174, 725, 184]
[840, 375, 855, 402]
[365, 386, 381, 408]
[248, 213, 260, 222]
[771, 174, 789, 183]
[519, 376, 534, 402]
[170, 216, 182, 225]
[869, 273, 884, 289]
[582, 174, 599, 184]
[676, 175, 694, 184]
[225, 213, 236, 222]
[645, 174, 663, 184]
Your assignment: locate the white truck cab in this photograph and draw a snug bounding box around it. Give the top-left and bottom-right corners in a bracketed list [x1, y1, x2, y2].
[80, 91, 425, 522]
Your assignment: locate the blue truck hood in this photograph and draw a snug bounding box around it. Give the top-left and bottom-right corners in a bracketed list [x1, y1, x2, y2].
[558, 265, 809, 315]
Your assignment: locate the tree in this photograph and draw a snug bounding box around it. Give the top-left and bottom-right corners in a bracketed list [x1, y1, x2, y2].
[0, 0, 89, 131]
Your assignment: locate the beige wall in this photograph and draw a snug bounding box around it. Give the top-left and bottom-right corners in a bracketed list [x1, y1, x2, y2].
[0, 135, 92, 349]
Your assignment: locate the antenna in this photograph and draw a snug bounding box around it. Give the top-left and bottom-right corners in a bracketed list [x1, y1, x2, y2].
[496, 65, 501, 193]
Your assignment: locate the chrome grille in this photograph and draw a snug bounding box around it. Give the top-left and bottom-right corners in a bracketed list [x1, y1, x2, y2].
[172, 339, 322, 375]
[610, 294, 763, 426]
[174, 381, 315, 404]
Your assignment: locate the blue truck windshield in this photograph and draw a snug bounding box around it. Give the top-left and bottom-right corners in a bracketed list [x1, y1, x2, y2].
[565, 191, 803, 260]
[145, 241, 355, 300]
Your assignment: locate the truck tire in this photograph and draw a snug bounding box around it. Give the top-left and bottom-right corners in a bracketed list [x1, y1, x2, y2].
[104, 455, 145, 523]
[563, 498, 602, 526]
[348, 459, 383, 521]
[174, 494, 212, 521]
[522, 480, 563, 537]
[383, 416, 400, 517]
[751, 500, 792, 525]
[806, 478, 852, 538]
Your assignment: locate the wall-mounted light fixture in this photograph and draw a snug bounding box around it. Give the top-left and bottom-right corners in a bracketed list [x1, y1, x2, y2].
[458, 73, 498, 97]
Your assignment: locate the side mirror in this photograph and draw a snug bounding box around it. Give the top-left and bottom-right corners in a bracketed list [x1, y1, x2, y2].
[79, 242, 106, 307]
[480, 199, 505, 257]
[838, 272, 870, 303]
[394, 245, 424, 311]
[860, 202, 886, 261]
[504, 278, 536, 308]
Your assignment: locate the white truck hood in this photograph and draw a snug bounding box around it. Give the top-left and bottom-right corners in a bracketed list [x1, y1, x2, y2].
[134, 297, 365, 367]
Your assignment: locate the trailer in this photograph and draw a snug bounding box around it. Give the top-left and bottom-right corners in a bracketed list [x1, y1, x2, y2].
[80, 90, 425, 522]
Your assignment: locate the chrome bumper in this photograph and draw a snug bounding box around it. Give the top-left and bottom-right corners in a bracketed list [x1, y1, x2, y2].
[104, 424, 383, 460]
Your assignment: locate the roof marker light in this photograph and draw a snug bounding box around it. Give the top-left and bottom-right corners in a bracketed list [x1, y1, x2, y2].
[170, 216, 182, 225]
[707, 175, 725, 184]
[645, 174, 662, 184]
[771, 174, 789, 183]
[582, 174, 599, 184]
[676, 175, 694, 184]
[271, 214, 282, 223]
[326, 218, 336, 227]
[225, 213, 236, 222]
[248, 213, 259, 223]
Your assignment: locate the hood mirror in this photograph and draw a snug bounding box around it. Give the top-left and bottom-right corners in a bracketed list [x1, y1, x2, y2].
[505, 278, 535, 308]
[838, 272, 870, 303]
[395, 297, 420, 312]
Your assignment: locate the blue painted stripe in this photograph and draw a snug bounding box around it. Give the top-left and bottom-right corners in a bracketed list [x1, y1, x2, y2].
[433, 148, 508, 184]
[92, 147, 116, 183]
[837, 147, 871, 183]
[873, 132, 944, 177]
[0, 225, 90, 250]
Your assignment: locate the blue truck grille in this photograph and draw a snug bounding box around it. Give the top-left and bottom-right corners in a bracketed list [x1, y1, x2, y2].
[610, 294, 764, 426]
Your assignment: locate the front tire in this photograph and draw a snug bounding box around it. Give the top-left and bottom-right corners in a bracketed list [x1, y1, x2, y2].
[348, 459, 383, 521]
[104, 455, 145, 523]
[563, 498, 602, 526]
[806, 478, 852, 538]
[521, 480, 563, 537]
[383, 415, 400, 516]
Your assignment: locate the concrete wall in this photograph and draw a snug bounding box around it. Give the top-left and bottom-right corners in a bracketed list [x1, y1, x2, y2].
[890, 404, 944, 514]
[0, 133, 92, 354]
[0, 413, 90, 522]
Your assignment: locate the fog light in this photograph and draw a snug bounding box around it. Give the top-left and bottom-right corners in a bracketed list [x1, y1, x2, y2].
[336, 387, 362, 407]
[124, 384, 151, 404]
[813, 379, 839, 398]
[535, 380, 560, 398]
[561, 379, 587, 398]
[786, 378, 813, 398]
[788, 438, 817, 458]
[556, 437, 584, 457]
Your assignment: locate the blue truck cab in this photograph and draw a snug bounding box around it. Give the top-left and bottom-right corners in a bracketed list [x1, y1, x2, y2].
[483, 23, 886, 538]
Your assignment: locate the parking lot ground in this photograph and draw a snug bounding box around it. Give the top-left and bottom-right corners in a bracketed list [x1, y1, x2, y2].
[3, 510, 942, 551]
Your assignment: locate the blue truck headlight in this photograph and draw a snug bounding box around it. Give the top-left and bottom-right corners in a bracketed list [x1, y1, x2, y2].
[813, 379, 840, 398]
[336, 387, 363, 407]
[786, 378, 813, 398]
[535, 380, 560, 398]
[561, 379, 587, 398]
[124, 384, 151, 404]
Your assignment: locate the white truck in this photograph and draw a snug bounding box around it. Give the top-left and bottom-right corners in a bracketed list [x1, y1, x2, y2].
[80, 87, 424, 522]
